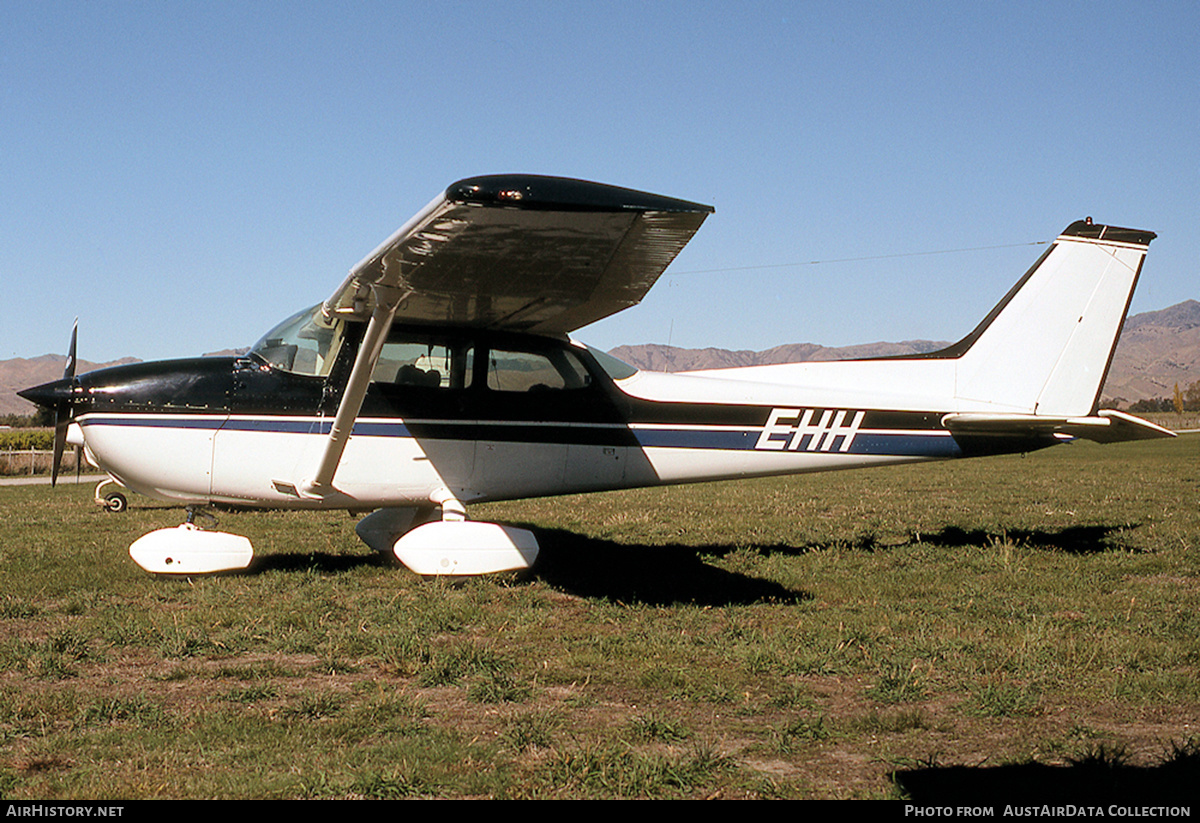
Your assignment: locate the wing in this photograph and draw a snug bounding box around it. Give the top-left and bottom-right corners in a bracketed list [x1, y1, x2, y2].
[323, 175, 714, 334]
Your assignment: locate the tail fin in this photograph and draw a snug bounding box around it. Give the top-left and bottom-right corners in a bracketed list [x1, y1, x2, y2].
[952, 220, 1155, 417]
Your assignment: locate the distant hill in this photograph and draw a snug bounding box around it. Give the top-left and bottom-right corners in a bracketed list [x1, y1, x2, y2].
[609, 339, 950, 373]
[2, 301, 1196, 415]
[0, 349, 248, 417]
[612, 300, 1200, 408]
[1099, 300, 1200, 406]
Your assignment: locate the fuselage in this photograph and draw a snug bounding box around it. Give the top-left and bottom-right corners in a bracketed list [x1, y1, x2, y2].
[25, 316, 1055, 510]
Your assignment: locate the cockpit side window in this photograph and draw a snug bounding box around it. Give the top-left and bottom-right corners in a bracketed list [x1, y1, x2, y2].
[249, 305, 347, 377]
[372, 331, 474, 390]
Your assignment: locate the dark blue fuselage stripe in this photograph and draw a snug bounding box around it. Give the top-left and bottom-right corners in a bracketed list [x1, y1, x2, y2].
[81, 416, 228, 430]
[851, 433, 961, 457]
[630, 429, 959, 456]
[631, 429, 757, 449]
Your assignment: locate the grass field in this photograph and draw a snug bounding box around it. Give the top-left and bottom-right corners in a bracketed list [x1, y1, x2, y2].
[1, 435, 1197, 799]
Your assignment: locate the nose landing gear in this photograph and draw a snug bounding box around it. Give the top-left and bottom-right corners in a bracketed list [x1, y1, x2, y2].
[94, 478, 128, 513]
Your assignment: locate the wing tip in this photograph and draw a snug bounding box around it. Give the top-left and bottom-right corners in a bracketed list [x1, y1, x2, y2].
[446, 174, 714, 214]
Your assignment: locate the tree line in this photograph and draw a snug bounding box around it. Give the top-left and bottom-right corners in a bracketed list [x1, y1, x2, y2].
[0, 410, 54, 428]
[1126, 380, 1200, 413]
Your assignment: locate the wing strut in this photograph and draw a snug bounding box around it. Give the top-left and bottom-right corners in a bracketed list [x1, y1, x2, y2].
[300, 284, 409, 498]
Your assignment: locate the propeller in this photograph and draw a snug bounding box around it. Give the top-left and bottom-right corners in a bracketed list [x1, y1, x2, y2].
[50, 319, 78, 487]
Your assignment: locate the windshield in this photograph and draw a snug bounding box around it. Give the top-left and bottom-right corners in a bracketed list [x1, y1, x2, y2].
[249, 304, 348, 376]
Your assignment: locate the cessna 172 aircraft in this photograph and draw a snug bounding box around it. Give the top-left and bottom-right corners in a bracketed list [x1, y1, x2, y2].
[20, 175, 1173, 576]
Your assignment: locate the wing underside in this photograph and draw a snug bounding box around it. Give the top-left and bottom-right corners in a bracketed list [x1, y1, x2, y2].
[323, 175, 714, 334]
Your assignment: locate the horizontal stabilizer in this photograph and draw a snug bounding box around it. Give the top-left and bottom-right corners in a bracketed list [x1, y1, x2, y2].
[942, 409, 1175, 444]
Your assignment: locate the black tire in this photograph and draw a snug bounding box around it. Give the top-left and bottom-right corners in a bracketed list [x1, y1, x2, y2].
[104, 492, 128, 513]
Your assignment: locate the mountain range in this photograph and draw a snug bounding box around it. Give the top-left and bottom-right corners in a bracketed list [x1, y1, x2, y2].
[3, 300, 1197, 416]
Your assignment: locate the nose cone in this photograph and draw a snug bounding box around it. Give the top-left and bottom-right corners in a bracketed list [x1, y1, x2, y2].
[18, 378, 76, 410]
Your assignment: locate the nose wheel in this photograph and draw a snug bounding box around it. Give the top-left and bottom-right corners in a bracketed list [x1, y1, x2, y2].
[94, 478, 129, 513]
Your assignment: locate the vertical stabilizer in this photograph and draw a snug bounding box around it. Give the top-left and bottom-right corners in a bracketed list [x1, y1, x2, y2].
[953, 220, 1154, 416]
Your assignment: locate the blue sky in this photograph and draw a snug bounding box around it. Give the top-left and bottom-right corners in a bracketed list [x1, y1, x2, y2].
[3, 1, 1197, 362]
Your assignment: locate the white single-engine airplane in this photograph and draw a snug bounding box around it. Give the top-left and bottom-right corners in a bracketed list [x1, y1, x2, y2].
[21, 175, 1174, 576]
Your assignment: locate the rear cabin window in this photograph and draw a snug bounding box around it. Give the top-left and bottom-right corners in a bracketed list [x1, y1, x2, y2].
[486, 348, 591, 393]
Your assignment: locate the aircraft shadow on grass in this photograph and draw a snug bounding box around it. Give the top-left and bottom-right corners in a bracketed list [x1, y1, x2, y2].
[892, 745, 1199, 803]
[730, 523, 1144, 557]
[523, 527, 810, 606]
[233, 524, 808, 607]
[144, 499, 1143, 559]
[146, 505, 1143, 594]
[907, 523, 1145, 555]
[156, 505, 1144, 601]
